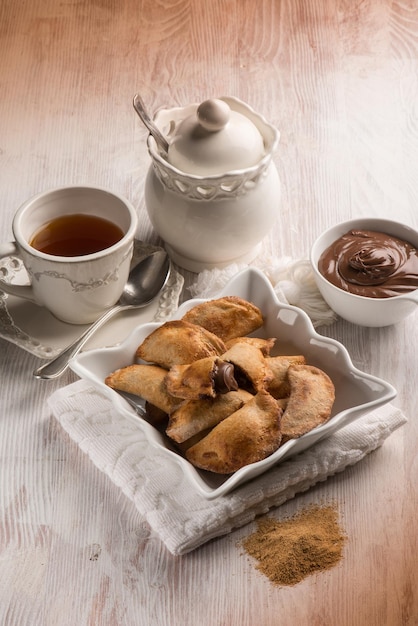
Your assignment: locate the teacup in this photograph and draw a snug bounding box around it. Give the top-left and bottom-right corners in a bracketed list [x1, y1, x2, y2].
[310, 217, 418, 327]
[0, 186, 138, 324]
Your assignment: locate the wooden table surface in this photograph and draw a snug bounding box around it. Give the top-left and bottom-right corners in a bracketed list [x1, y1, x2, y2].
[1, 1, 417, 624]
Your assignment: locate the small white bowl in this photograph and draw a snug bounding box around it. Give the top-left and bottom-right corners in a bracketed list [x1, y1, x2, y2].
[71, 267, 396, 499]
[310, 218, 418, 327]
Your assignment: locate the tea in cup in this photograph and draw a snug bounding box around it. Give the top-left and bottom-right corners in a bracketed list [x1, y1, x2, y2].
[0, 186, 138, 324]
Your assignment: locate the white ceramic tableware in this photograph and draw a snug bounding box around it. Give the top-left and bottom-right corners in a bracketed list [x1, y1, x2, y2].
[71, 267, 396, 499]
[143, 96, 281, 272]
[33, 249, 171, 379]
[0, 186, 138, 324]
[310, 217, 418, 327]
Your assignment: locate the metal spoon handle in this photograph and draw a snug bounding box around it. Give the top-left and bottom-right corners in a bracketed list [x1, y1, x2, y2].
[33, 304, 126, 379]
[133, 93, 169, 156]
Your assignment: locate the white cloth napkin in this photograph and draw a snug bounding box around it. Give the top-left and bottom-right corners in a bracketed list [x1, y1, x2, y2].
[48, 379, 406, 556]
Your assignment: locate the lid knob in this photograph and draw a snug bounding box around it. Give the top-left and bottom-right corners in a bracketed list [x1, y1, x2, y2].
[197, 99, 230, 132]
[166, 97, 266, 175]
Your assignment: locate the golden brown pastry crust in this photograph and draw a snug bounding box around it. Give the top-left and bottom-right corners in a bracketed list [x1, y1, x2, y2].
[166, 356, 238, 400]
[174, 429, 213, 454]
[222, 342, 273, 392]
[185, 391, 283, 473]
[166, 388, 253, 443]
[224, 336, 276, 356]
[105, 364, 180, 414]
[136, 320, 226, 368]
[165, 356, 219, 400]
[182, 296, 263, 342]
[266, 355, 306, 399]
[280, 364, 335, 441]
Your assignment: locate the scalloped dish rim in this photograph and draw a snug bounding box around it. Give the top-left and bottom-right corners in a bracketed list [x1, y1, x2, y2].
[70, 267, 397, 499]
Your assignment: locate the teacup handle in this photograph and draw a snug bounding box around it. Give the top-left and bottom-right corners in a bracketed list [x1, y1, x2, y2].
[0, 242, 38, 303]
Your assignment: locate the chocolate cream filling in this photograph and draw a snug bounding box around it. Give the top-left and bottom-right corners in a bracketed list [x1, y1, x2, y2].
[213, 360, 238, 394]
[318, 229, 418, 298]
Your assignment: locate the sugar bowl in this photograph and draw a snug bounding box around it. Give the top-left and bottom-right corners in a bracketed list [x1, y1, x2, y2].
[141, 96, 281, 272]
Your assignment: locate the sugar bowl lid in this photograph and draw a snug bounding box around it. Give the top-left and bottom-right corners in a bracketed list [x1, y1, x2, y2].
[167, 98, 266, 175]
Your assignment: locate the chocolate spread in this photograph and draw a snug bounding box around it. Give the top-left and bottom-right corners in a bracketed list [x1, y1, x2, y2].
[318, 229, 418, 298]
[214, 360, 238, 393]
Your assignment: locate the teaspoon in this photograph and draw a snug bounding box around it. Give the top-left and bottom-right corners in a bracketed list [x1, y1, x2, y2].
[33, 249, 170, 380]
[133, 93, 169, 158]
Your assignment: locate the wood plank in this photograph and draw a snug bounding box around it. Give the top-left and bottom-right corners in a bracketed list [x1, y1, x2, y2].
[0, 0, 417, 624]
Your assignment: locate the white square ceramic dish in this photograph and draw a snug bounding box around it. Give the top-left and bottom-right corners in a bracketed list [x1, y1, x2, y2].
[70, 267, 397, 499]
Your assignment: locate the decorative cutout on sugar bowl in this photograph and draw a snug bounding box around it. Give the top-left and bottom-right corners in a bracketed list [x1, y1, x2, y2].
[143, 96, 281, 272]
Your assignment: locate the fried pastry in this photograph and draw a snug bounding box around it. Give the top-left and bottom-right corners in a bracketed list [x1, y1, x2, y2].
[105, 364, 180, 414]
[166, 388, 253, 443]
[222, 342, 273, 392]
[224, 336, 276, 356]
[165, 356, 238, 400]
[185, 391, 283, 474]
[182, 296, 263, 342]
[280, 364, 335, 441]
[174, 429, 213, 454]
[266, 355, 306, 398]
[136, 320, 226, 368]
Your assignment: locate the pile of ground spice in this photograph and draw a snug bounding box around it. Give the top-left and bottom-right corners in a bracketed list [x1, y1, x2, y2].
[242, 503, 346, 586]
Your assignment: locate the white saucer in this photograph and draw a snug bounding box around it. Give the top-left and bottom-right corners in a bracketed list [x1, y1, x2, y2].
[0, 241, 184, 358]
